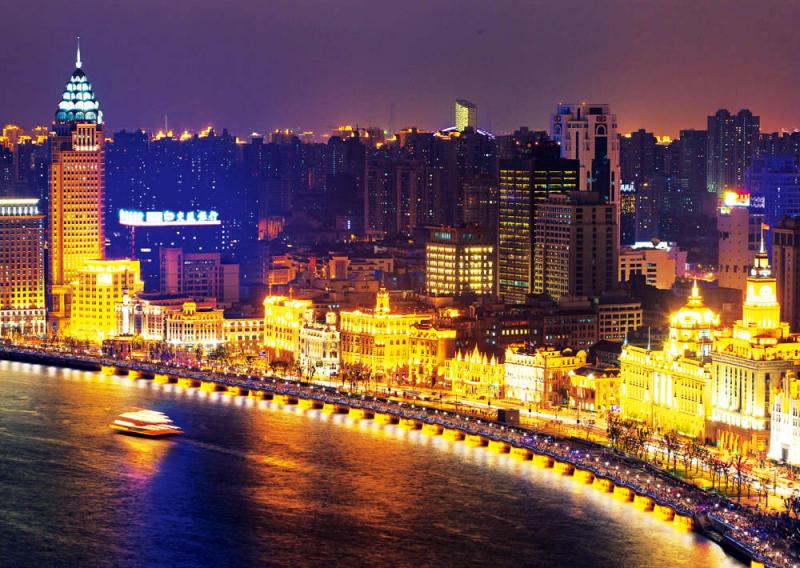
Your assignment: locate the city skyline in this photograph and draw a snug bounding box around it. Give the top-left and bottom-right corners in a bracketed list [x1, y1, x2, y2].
[4, 0, 800, 137]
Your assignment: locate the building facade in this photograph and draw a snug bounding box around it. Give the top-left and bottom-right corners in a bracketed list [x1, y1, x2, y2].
[0, 198, 46, 337]
[425, 226, 494, 298]
[619, 282, 719, 439]
[49, 45, 105, 330]
[533, 192, 618, 301]
[298, 311, 340, 378]
[165, 301, 225, 349]
[262, 296, 314, 363]
[446, 346, 505, 401]
[70, 259, 142, 342]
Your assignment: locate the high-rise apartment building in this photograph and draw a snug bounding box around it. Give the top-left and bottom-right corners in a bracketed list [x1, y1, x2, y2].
[497, 157, 578, 303]
[455, 99, 477, 132]
[706, 109, 760, 200]
[160, 248, 240, 305]
[532, 192, 618, 301]
[49, 43, 105, 331]
[550, 103, 620, 205]
[773, 217, 800, 332]
[425, 226, 494, 298]
[0, 198, 46, 337]
[717, 190, 762, 294]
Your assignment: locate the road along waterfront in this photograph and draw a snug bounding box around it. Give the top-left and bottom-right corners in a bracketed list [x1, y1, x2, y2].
[0, 346, 792, 567]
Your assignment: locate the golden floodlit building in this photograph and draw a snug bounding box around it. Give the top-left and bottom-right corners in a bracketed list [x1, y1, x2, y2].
[504, 346, 587, 407]
[49, 43, 105, 331]
[710, 241, 800, 456]
[619, 281, 719, 439]
[339, 288, 431, 382]
[446, 346, 505, 401]
[69, 259, 142, 342]
[262, 295, 313, 363]
[769, 371, 800, 465]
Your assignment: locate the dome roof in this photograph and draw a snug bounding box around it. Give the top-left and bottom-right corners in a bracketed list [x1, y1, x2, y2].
[54, 39, 102, 125]
[669, 281, 719, 330]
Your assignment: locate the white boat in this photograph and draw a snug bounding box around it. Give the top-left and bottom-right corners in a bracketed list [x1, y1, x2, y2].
[111, 410, 183, 437]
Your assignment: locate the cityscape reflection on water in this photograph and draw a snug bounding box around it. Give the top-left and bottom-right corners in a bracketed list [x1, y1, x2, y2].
[0, 361, 741, 567]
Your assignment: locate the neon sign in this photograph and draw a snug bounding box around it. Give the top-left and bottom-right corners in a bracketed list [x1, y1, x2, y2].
[119, 209, 221, 227]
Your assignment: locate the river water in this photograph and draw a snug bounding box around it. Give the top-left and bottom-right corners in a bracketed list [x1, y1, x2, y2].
[0, 361, 740, 567]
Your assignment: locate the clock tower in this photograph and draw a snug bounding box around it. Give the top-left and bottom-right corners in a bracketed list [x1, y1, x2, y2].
[738, 228, 786, 339]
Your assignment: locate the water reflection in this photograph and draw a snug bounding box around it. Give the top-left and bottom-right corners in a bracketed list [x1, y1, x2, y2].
[0, 361, 742, 568]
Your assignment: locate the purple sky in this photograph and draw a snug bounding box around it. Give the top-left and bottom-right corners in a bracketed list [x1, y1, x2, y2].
[3, 0, 800, 137]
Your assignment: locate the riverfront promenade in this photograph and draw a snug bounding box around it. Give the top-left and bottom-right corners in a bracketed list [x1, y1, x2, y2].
[0, 345, 797, 568]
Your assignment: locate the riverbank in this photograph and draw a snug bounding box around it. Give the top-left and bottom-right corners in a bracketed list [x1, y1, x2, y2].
[0, 345, 793, 567]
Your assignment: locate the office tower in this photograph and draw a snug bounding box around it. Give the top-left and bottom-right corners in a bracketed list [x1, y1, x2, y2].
[717, 190, 762, 293]
[0, 198, 46, 337]
[425, 226, 494, 298]
[619, 183, 636, 244]
[773, 217, 800, 331]
[706, 109, 760, 200]
[677, 129, 708, 214]
[463, 174, 498, 242]
[497, 157, 578, 303]
[70, 259, 143, 342]
[160, 248, 240, 305]
[532, 192, 618, 301]
[710, 243, 799, 455]
[746, 155, 800, 230]
[49, 42, 105, 331]
[550, 103, 620, 205]
[455, 99, 477, 132]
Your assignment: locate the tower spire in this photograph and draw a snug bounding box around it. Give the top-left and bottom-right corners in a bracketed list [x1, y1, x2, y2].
[76, 36, 82, 69]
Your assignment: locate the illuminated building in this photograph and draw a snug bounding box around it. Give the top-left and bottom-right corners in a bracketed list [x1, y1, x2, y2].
[710, 239, 800, 455]
[569, 366, 620, 413]
[49, 42, 105, 331]
[619, 241, 687, 290]
[446, 346, 505, 401]
[498, 157, 578, 303]
[550, 103, 620, 205]
[707, 109, 760, 200]
[773, 217, 800, 331]
[70, 259, 143, 342]
[339, 289, 431, 381]
[165, 301, 224, 349]
[454, 99, 478, 132]
[425, 226, 494, 298]
[595, 296, 643, 342]
[769, 371, 800, 464]
[298, 311, 340, 378]
[224, 317, 265, 355]
[160, 248, 240, 305]
[262, 296, 313, 362]
[504, 346, 587, 406]
[407, 322, 457, 386]
[0, 198, 46, 337]
[619, 183, 636, 244]
[717, 190, 762, 293]
[533, 192, 618, 301]
[619, 282, 719, 438]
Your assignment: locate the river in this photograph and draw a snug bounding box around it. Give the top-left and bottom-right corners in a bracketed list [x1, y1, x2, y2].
[0, 361, 740, 567]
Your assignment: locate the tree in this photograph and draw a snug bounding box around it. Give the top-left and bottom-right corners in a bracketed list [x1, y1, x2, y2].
[662, 430, 681, 472]
[607, 414, 624, 449]
[729, 454, 749, 503]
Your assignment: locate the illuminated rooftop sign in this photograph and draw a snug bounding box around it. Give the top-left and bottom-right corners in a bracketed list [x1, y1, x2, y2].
[722, 190, 750, 208]
[119, 209, 221, 227]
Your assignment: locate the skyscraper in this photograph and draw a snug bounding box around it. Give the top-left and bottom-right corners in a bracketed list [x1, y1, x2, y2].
[773, 217, 800, 332]
[550, 103, 620, 205]
[49, 40, 105, 332]
[706, 109, 760, 200]
[0, 198, 46, 337]
[455, 99, 477, 132]
[532, 192, 618, 301]
[497, 156, 578, 303]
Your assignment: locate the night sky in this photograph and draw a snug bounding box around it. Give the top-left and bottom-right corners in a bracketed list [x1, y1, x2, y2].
[3, 0, 800, 137]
